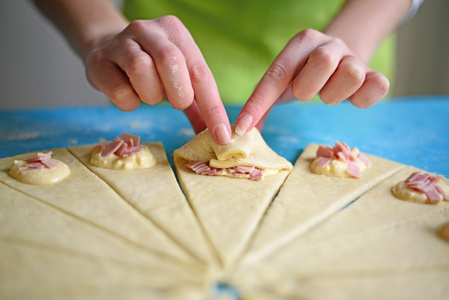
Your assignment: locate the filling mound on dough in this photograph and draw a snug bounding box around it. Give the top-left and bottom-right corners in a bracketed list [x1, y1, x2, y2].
[90, 133, 156, 170]
[392, 171, 449, 204]
[310, 141, 371, 179]
[186, 161, 264, 181]
[9, 151, 71, 185]
[175, 125, 293, 181]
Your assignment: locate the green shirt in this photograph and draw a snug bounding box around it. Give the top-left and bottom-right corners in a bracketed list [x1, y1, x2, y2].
[124, 0, 395, 104]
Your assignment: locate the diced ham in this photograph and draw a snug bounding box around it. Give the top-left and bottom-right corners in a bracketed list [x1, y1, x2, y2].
[405, 172, 448, 204]
[316, 145, 333, 158]
[22, 151, 58, 171]
[347, 161, 361, 179]
[95, 133, 146, 158]
[186, 161, 263, 180]
[315, 141, 370, 179]
[41, 158, 59, 169]
[358, 153, 371, 167]
[122, 133, 140, 146]
[316, 157, 331, 169]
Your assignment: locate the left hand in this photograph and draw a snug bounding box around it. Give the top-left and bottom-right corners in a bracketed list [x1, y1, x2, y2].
[235, 29, 389, 135]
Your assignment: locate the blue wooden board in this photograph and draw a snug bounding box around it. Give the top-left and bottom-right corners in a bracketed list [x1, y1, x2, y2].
[1, 96, 448, 176]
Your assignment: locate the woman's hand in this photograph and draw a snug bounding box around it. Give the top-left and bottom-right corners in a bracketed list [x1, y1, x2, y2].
[235, 29, 389, 135]
[85, 16, 231, 144]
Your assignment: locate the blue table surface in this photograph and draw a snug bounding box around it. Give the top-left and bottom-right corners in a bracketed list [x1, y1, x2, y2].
[1, 96, 448, 177]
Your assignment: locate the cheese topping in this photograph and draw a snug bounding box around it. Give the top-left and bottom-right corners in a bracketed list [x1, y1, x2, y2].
[310, 141, 370, 178]
[9, 152, 70, 185]
[90, 146, 156, 170]
[89, 133, 156, 170]
[392, 172, 449, 204]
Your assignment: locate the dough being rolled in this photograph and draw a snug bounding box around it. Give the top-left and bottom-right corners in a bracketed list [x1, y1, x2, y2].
[175, 125, 292, 173]
[174, 127, 292, 269]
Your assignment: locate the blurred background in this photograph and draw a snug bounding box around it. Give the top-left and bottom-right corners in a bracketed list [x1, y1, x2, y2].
[0, 0, 448, 109]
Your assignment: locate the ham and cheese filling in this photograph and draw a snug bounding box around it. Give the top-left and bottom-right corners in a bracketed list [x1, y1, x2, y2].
[392, 172, 449, 204]
[310, 141, 371, 178]
[90, 133, 156, 170]
[9, 151, 71, 185]
[185, 161, 265, 181]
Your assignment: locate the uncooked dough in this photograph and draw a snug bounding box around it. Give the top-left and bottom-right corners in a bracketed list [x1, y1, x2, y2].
[69, 143, 216, 267]
[9, 156, 70, 185]
[174, 126, 292, 269]
[241, 143, 405, 265]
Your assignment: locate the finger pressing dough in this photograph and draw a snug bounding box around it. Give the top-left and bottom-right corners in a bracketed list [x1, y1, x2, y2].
[69, 143, 216, 267]
[174, 127, 292, 269]
[241, 143, 405, 265]
[0, 148, 195, 266]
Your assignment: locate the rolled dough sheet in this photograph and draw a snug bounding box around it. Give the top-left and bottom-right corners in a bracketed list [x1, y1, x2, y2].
[1, 284, 208, 300]
[231, 166, 449, 288]
[0, 148, 194, 266]
[0, 182, 203, 276]
[235, 269, 449, 300]
[175, 155, 290, 269]
[69, 143, 215, 266]
[241, 143, 405, 265]
[0, 240, 205, 299]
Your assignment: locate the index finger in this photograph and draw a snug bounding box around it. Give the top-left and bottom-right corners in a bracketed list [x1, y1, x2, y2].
[173, 33, 231, 145]
[236, 30, 323, 135]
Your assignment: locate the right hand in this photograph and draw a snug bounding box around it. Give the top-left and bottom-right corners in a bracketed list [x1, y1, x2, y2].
[84, 16, 231, 144]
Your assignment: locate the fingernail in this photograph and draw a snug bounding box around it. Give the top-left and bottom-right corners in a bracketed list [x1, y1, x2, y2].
[235, 113, 253, 136]
[214, 123, 231, 145]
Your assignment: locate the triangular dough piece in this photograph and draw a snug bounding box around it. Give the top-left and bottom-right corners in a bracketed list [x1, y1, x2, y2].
[0, 148, 194, 266]
[0, 182, 204, 278]
[1, 284, 208, 300]
[69, 143, 215, 266]
[0, 240, 204, 300]
[174, 127, 292, 268]
[230, 166, 449, 290]
[233, 269, 449, 300]
[241, 143, 405, 265]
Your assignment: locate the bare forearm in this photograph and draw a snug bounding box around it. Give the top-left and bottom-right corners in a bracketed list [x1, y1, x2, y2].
[33, 0, 129, 61]
[324, 0, 411, 63]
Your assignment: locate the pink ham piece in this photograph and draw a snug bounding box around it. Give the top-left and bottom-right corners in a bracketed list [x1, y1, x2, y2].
[23, 151, 58, 171]
[97, 133, 145, 158]
[405, 172, 449, 204]
[315, 141, 371, 178]
[186, 161, 264, 181]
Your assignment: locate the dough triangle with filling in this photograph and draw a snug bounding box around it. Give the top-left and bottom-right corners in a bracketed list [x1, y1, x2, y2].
[231, 166, 449, 293]
[0, 148, 195, 267]
[241, 143, 405, 265]
[69, 142, 215, 266]
[174, 126, 292, 268]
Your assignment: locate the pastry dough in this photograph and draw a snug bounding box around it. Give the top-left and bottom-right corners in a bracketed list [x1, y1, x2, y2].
[241, 143, 405, 265]
[0, 240, 205, 300]
[230, 166, 449, 297]
[69, 143, 215, 266]
[0, 148, 195, 266]
[174, 127, 292, 269]
[0, 182, 202, 279]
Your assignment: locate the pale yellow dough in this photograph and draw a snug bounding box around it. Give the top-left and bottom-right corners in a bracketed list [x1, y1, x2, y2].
[9, 158, 70, 185]
[0, 148, 196, 267]
[241, 143, 405, 265]
[69, 143, 215, 267]
[310, 148, 368, 178]
[90, 146, 156, 170]
[230, 166, 449, 299]
[174, 126, 292, 269]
